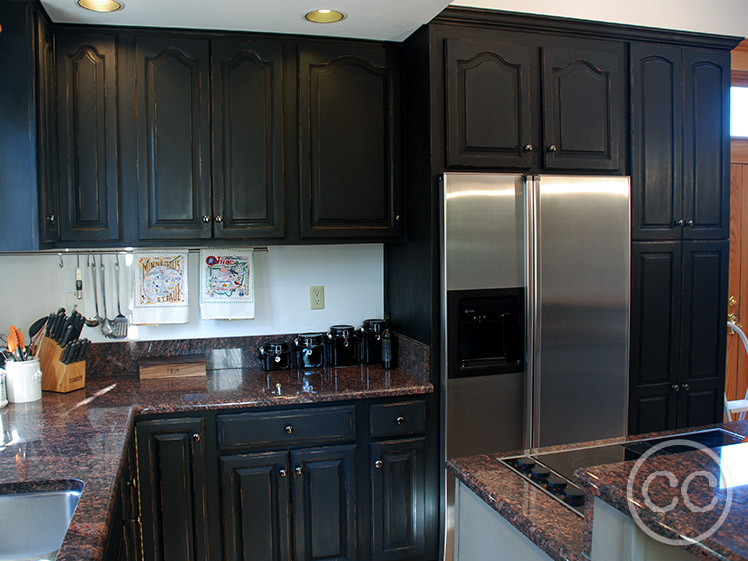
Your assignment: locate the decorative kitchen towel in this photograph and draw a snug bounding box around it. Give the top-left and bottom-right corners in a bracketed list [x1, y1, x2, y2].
[132, 251, 190, 325]
[199, 249, 255, 320]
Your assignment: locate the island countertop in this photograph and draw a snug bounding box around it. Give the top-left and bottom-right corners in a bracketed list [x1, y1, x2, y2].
[447, 421, 748, 561]
[0, 365, 433, 561]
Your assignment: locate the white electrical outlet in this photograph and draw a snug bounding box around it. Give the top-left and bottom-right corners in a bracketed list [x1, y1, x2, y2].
[310, 286, 325, 310]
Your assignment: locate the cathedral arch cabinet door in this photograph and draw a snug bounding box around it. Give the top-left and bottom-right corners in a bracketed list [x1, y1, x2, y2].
[298, 43, 403, 239]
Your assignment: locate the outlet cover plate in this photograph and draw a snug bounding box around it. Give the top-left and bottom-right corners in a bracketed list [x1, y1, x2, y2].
[310, 286, 325, 310]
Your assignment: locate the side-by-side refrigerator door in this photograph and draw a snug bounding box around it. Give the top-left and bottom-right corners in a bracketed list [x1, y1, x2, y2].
[527, 175, 630, 448]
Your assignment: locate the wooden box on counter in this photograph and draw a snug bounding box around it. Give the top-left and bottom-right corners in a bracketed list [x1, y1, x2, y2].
[37, 336, 85, 393]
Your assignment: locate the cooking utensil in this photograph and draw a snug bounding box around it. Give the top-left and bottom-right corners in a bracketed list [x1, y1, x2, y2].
[100, 255, 115, 338]
[75, 255, 82, 300]
[91, 254, 103, 327]
[8, 326, 25, 361]
[113, 255, 128, 338]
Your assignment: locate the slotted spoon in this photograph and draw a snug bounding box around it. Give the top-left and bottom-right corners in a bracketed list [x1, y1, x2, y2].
[100, 255, 115, 338]
[113, 254, 128, 338]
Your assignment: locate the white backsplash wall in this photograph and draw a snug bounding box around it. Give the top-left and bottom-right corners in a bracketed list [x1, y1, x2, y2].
[0, 244, 384, 344]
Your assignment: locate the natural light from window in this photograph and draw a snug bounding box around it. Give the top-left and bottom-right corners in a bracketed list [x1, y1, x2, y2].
[731, 86, 748, 137]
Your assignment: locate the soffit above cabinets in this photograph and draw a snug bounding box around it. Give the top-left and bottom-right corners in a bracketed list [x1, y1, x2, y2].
[39, 0, 451, 42]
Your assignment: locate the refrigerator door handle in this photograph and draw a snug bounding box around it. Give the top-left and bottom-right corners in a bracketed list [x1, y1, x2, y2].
[524, 175, 541, 448]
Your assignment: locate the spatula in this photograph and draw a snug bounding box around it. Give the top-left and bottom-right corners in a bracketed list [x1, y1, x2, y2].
[113, 254, 128, 338]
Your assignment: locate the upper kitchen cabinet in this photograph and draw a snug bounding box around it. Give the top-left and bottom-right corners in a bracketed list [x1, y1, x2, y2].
[135, 36, 213, 240]
[0, 1, 56, 251]
[56, 32, 121, 242]
[211, 39, 285, 240]
[443, 29, 625, 172]
[297, 42, 403, 239]
[630, 44, 730, 241]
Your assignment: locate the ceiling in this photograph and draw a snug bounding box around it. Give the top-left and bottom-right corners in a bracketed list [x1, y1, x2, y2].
[39, 0, 748, 42]
[39, 0, 452, 42]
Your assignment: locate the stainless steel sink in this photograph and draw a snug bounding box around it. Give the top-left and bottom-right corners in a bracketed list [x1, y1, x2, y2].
[0, 480, 83, 561]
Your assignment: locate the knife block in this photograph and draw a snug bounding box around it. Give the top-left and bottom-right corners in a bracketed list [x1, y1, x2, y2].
[37, 336, 86, 393]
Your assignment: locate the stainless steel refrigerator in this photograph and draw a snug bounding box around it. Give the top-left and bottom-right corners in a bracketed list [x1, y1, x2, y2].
[441, 172, 630, 560]
[442, 172, 630, 455]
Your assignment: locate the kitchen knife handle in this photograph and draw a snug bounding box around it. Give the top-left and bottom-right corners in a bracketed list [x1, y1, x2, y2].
[60, 324, 75, 348]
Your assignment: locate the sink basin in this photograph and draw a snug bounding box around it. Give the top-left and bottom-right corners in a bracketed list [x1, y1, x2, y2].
[0, 480, 83, 561]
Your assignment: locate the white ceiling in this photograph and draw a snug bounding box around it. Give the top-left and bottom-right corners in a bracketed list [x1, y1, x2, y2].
[39, 0, 451, 42]
[39, 0, 748, 42]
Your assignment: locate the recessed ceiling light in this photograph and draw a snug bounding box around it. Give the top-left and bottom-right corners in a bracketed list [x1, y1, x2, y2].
[304, 9, 345, 24]
[77, 0, 123, 13]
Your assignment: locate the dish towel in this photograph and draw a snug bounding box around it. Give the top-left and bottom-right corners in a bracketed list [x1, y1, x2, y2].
[199, 249, 255, 320]
[132, 251, 190, 325]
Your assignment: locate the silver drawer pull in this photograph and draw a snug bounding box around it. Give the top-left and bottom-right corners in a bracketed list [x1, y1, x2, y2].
[285, 425, 294, 434]
[396, 416, 405, 425]
[280, 469, 287, 478]
[375, 460, 383, 469]
[295, 466, 303, 476]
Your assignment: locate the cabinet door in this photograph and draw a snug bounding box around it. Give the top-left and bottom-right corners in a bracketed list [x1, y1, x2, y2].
[682, 49, 730, 240]
[211, 39, 284, 239]
[629, 241, 681, 434]
[219, 451, 290, 561]
[370, 438, 426, 561]
[677, 240, 728, 428]
[37, 15, 58, 244]
[444, 38, 533, 169]
[57, 33, 120, 242]
[291, 444, 357, 561]
[136, 37, 212, 240]
[136, 417, 209, 561]
[630, 44, 683, 241]
[298, 44, 401, 239]
[541, 40, 625, 171]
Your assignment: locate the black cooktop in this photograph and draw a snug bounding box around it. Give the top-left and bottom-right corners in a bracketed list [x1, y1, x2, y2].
[499, 428, 744, 516]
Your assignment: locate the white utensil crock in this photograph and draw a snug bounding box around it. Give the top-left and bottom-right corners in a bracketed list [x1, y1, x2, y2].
[5, 358, 43, 403]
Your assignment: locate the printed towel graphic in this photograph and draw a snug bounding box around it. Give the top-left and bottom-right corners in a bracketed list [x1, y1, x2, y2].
[199, 249, 255, 320]
[132, 251, 189, 324]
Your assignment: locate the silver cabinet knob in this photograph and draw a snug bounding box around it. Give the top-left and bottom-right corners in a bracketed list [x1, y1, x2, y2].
[523, 144, 533, 152]
[675, 219, 685, 227]
[395, 214, 401, 222]
[285, 425, 294, 434]
[202, 215, 211, 223]
[396, 416, 405, 425]
[215, 215, 224, 223]
[127, 478, 137, 489]
[295, 466, 303, 476]
[46, 214, 56, 224]
[279, 468, 287, 478]
[686, 220, 694, 227]
[682, 383, 690, 391]
[192, 433, 201, 442]
[128, 516, 142, 526]
[672, 384, 680, 392]
[547, 145, 558, 153]
[375, 460, 383, 469]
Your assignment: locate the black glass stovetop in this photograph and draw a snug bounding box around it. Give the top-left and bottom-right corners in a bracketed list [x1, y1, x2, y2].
[499, 428, 744, 516]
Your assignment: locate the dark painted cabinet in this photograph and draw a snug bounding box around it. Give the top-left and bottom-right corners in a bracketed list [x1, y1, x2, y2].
[104, 437, 141, 561]
[629, 241, 728, 434]
[444, 32, 625, 171]
[56, 32, 121, 242]
[298, 43, 402, 239]
[136, 417, 209, 561]
[37, 14, 59, 244]
[630, 44, 730, 241]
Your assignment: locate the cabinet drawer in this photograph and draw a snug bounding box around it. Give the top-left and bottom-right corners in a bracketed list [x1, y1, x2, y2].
[217, 406, 356, 451]
[370, 400, 426, 438]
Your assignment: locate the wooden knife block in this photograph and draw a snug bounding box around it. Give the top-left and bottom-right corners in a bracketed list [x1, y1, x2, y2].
[37, 336, 86, 393]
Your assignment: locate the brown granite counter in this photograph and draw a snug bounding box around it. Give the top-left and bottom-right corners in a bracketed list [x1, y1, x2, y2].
[0, 364, 433, 561]
[447, 421, 748, 561]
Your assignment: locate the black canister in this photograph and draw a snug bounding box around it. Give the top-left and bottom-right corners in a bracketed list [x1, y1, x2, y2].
[294, 333, 325, 369]
[326, 325, 358, 367]
[359, 318, 385, 364]
[258, 339, 291, 371]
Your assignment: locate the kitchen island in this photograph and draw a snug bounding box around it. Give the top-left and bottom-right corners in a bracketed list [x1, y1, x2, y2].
[447, 423, 748, 561]
[0, 365, 433, 561]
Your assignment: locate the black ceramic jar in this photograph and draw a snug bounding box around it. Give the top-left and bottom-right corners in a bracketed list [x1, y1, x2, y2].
[326, 324, 358, 367]
[257, 339, 291, 371]
[294, 333, 325, 369]
[359, 318, 385, 365]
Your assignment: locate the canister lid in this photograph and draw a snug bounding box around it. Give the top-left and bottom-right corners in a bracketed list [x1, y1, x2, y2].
[296, 332, 325, 346]
[259, 339, 290, 354]
[329, 324, 355, 337]
[362, 319, 385, 332]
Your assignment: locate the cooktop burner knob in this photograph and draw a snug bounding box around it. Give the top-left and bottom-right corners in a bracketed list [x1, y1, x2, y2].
[530, 465, 551, 482]
[563, 485, 585, 506]
[516, 457, 536, 472]
[546, 475, 567, 493]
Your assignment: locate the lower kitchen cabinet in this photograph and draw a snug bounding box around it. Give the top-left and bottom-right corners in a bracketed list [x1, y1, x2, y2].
[628, 240, 728, 434]
[370, 438, 426, 561]
[136, 417, 209, 561]
[104, 436, 141, 561]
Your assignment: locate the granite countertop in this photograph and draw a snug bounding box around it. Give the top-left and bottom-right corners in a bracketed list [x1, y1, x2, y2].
[0, 365, 433, 561]
[446, 421, 748, 561]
